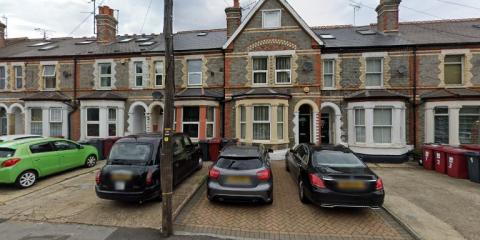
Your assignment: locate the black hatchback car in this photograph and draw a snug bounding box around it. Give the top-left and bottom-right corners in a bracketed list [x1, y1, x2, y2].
[207, 144, 274, 204]
[95, 133, 202, 202]
[286, 144, 384, 209]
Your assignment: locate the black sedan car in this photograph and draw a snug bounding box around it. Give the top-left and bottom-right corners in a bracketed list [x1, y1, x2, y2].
[95, 133, 202, 202]
[286, 144, 384, 209]
[207, 143, 274, 204]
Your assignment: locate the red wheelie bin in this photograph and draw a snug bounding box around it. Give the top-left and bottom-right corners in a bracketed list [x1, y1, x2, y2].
[446, 148, 471, 179]
[434, 146, 450, 174]
[423, 145, 440, 170]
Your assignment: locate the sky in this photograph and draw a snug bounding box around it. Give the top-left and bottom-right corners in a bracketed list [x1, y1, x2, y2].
[0, 0, 479, 39]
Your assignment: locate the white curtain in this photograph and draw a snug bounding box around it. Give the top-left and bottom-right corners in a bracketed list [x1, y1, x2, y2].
[373, 108, 392, 143]
[253, 106, 270, 140]
[366, 58, 382, 87]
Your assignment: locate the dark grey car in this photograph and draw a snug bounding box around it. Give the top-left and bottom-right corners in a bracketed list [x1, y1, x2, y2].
[207, 144, 273, 204]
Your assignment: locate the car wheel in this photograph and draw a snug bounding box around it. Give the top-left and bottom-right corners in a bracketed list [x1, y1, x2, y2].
[16, 170, 37, 189]
[197, 157, 203, 170]
[298, 180, 310, 204]
[264, 192, 274, 205]
[418, 158, 423, 166]
[85, 155, 97, 168]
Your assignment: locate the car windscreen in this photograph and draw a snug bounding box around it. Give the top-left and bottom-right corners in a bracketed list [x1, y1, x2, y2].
[312, 150, 365, 168]
[109, 143, 153, 163]
[0, 148, 15, 158]
[216, 158, 263, 170]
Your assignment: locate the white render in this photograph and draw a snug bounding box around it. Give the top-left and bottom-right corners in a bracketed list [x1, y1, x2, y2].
[80, 100, 125, 140]
[25, 101, 69, 137]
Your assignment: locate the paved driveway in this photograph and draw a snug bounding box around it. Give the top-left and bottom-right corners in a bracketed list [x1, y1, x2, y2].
[175, 161, 412, 240]
[0, 163, 209, 229]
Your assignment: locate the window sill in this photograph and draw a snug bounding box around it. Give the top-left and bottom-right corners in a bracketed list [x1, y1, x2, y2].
[365, 86, 384, 90]
[349, 143, 408, 149]
[323, 87, 337, 91]
[444, 84, 465, 89]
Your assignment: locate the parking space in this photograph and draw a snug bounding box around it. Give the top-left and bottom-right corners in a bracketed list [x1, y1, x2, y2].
[0, 163, 209, 229]
[175, 161, 412, 240]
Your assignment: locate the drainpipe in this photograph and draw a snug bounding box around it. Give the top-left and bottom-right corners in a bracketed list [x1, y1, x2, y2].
[68, 58, 79, 140]
[412, 46, 418, 150]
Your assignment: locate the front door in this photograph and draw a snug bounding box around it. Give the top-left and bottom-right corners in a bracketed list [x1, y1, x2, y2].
[299, 114, 311, 144]
[321, 114, 331, 144]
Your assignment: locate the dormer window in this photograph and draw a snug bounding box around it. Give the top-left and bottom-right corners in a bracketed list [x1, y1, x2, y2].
[262, 10, 281, 29]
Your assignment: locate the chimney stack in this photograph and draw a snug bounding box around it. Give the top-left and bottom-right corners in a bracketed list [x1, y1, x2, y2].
[96, 6, 118, 43]
[376, 0, 401, 33]
[0, 22, 6, 48]
[225, 0, 242, 38]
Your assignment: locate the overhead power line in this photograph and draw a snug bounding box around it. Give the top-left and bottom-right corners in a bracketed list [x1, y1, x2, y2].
[140, 0, 153, 33]
[436, 0, 480, 11]
[69, 13, 93, 36]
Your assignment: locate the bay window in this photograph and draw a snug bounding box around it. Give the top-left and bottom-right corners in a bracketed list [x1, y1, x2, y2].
[86, 108, 100, 138]
[444, 55, 463, 85]
[43, 65, 56, 89]
[134, 61, 143, 87]
[183, 106, 199, 139]
[30, 108, 43, 135]
[323, 59, 335, 89]
[365, 58, 383, 88]
[253, 57, 268, 85]
[354, 108, 366, 143]
[206, 107, 215, 138]
[240, 106, 246, 140]
[253, 106, 270, 140]
[275, 56, 291, 84]
[277, 105, 284, 140]
[49, 108, 63, 137]
[373, 108, 392, 144]
[99, 63, 112, 88]
[108, 108, 117, 137]
[187, 60, 202, 86]
[434, 107, 449, 144]
[459, 107, 480, 144]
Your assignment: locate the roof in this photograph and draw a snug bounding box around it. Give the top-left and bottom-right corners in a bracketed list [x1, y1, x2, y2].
[314, 18, 480, 49]
[421, 89, 480, 100]
[308, 144, 352, 153]
[21, 91, 70, 101]
[231, 88, 291, 100]
[344, 90, 410, 101]
[175, 88, 224, 100]
[220, 144, 262, 159]
[223, 0, 324, 49]
[0, 30, 227, 59]
[77, 91, 127, 101]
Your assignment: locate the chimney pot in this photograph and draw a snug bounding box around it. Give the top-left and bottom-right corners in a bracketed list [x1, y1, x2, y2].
[96, 5, 118, 43]
[234, 0, 240, 8]
[225, 0, 242, 39]
[376, 0, 401, 33]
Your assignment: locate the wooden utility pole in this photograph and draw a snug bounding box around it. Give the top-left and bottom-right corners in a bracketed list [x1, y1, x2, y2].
[161, 0, 174, 237]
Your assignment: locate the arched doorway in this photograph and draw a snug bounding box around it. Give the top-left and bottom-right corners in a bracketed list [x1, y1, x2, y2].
[0, 107, 7, 135]
[150, 105, 164, 133]
[10, 105, 25, 135]
[299, 104, 313, 144]
[129, 104, 147, 134]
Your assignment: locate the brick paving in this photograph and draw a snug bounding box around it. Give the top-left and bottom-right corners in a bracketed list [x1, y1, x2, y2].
[175, 161, 412, 240]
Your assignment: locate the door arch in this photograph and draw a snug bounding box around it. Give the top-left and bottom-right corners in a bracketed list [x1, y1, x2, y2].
[0, 107, 7, 135]
[150, 103, 164, 133]
[128, 102, 148, 134]
[320, 102, 344, 145]
[298, 105, 313, 144]
[10, 104, 25, 135]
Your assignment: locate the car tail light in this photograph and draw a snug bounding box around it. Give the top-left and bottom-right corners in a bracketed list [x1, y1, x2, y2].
[146, 169, 154, 186]
[95, 171, 101, 185]
[376, 178, 384, 191]
[209, 168, 220, 180]
[256, 169, 271, 181]
[309, 173, 326, 189]
[1, 158, 21, 168]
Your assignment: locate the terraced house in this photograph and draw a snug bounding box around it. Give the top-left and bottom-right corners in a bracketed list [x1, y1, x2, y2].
[1, 0, 480, 162]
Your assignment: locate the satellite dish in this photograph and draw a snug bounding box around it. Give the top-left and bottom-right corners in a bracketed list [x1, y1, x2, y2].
[398, 65, 407, 75]
[152, 91, 164, 100]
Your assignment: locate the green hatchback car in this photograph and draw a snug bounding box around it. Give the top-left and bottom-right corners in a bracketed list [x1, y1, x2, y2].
[0, 138, 99, 188]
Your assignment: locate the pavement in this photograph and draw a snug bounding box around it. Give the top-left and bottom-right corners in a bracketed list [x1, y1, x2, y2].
[0, 220, 226, 240]
[371, 162, 480, 240]
[175, 161, 413, 240]
[0, 162, 210, 229]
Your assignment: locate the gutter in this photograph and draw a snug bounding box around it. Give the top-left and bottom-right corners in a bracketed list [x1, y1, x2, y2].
[67, 57, 79, 140]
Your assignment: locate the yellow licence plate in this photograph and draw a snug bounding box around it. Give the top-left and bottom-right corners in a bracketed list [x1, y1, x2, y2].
[111, 174, 132, 181]
[225, 176, 252, 185]
[337, 181, 366, 190]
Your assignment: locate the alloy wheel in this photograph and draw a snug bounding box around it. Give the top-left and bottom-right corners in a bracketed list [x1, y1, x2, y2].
[86, 155, 97, 168]
[18, 172, 36, 188]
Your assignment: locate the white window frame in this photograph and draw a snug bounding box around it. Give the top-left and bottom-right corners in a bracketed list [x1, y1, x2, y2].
[372, 107, 393, 144]
[240, 105, 246, 140]
[187, 59, 203, 87]
[49, 108, 63, 137]
[86, 108, 101, 138]
[107, 107, 118, 137]
[98, 63, 112, 88]
[434, 106, 449, 144]
[323, 59, 336, 89]
[277, 105, 284, 140]
[134, 61, 144, 88]
[252, 105, 271, 141]
[365, 58, 384, 89]
[262, 9, 282, 29]
[206, 107, 215, 139]
[182, 106, 200, 139]
[275, 56, 292, 85]
[13, 65, 23, 90]
[252, 57, 269, 86]
[30, 108, 43, 136]
[0, 65, 7, 90]
[354, 108, 366, 143]
[42, 65, 57, 90]
[154, 61, 164, 87]
[444, 55, 464, 86]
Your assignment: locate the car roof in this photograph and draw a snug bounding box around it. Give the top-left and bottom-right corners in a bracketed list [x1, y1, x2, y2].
[0, 137, 67, 149]
[117, 134, 164, 145]
[0, 135, 42, 141]
[306, 144, 352, 153]
[220, 143, 263, 159]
